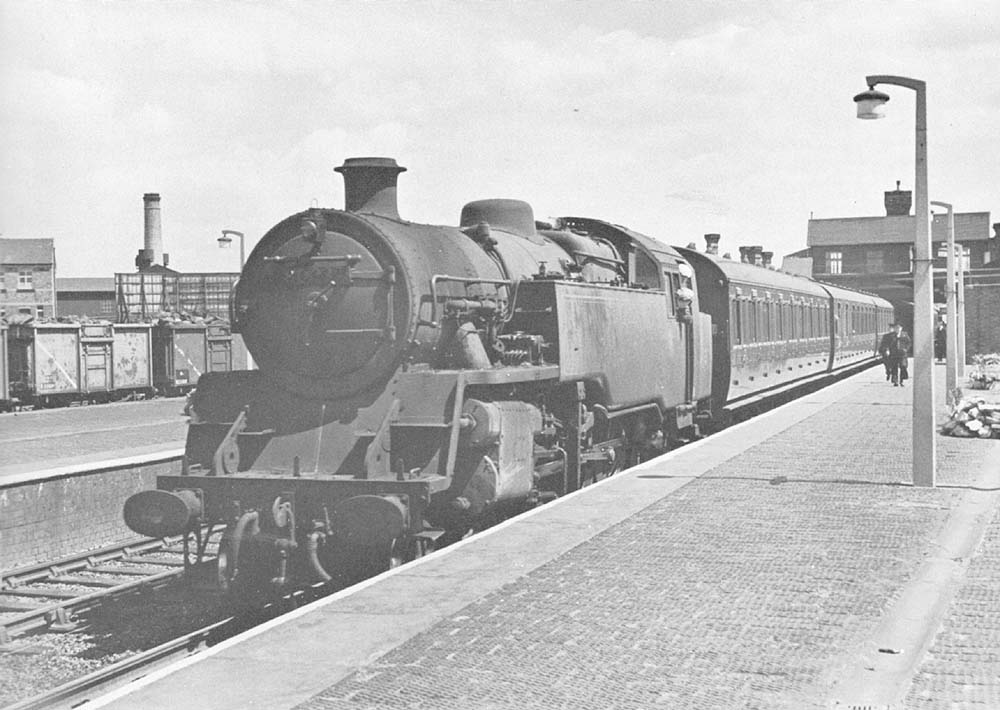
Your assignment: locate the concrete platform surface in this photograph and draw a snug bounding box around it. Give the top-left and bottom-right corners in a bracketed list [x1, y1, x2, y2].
[0, 398, 187, 479]
[92, 366, 1000, 710]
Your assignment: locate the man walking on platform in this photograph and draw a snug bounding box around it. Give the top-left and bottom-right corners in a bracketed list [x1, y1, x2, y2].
[878, 322, 911, 386]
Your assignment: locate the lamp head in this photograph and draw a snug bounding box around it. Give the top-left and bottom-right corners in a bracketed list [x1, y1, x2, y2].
[853, 87, 890, 119]
[217, 232, 233, 249]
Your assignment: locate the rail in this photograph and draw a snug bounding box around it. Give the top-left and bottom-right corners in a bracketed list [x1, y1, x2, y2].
[5, 617, 233, 710]
[7, 576, 342, 710]
[0, 531, 219, 644]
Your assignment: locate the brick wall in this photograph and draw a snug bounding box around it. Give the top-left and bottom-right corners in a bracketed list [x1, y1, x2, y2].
[0, 266, 56, 319]
[966, 283, 1000, 357]
[0, 457, 181, 571]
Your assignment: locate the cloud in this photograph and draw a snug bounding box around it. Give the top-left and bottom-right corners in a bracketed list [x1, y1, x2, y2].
[1, 1, 998, 275]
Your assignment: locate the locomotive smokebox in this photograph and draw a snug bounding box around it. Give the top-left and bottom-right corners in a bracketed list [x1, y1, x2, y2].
[123, 489, 202, 538]
[335, 157, 407, 219]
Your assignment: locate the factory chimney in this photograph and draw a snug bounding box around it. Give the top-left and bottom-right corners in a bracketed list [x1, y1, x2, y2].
[704, 233, 720, 255]
[335, 157, 406, 219]
[135, 193, 169, 269]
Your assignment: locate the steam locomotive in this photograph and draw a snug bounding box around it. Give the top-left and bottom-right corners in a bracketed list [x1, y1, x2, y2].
[123, 157, 893, 596]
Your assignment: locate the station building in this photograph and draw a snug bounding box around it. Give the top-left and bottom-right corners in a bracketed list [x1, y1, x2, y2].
[785, 183, 1000, 355]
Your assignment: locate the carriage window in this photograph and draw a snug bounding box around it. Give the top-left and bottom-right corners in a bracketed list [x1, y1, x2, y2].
[732, 300, 742, 344]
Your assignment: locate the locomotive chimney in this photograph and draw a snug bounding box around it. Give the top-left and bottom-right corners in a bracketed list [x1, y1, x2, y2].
[335, 157, 406, 219]
[136, 193, 164, 269]
[704, 233, 720, 255]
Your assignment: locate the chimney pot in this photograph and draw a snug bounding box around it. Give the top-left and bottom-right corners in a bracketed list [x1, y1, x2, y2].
[761, 251, 774, 268]
[704, 233, 721, 255]
[884, 180, 912, 216]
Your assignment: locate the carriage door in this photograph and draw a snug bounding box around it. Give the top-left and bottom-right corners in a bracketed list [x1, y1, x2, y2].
[668, 268, 695, 404]
[678, 263, 697, 402]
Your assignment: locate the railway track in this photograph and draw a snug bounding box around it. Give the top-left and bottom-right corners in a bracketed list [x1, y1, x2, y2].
[6, 580, 336, 710]
[5, 617, 231, 710]
[0, 531, 220, 644]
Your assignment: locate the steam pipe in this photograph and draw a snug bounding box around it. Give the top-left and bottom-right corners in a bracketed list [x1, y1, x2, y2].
[306, 531, 332, 582]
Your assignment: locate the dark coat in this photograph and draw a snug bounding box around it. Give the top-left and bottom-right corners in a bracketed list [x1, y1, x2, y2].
[879, 330, 911, 359]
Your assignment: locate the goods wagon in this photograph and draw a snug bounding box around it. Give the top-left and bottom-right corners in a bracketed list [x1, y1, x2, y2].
[111, 323, 154, 395]
[8, 322, 115, 406]
[152, 322, 233, 396]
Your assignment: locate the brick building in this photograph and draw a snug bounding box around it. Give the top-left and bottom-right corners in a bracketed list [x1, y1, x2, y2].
[785, 184, 1000, 355]
[0, 238, 57, 321]
[56, 277, 117, 319]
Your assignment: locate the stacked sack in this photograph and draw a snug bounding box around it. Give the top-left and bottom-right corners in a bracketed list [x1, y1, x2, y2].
[940, 398, 1000, 438]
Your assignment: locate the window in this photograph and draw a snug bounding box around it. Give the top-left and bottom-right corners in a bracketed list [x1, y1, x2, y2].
[826, 251, 842, 275]
[18, 270, 34, 290]
[666, 272, 679, 315]
[633, 251, 660, 289]
[36, 306, 44, 319]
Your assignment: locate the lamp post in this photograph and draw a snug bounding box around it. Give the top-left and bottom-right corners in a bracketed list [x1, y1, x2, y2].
[218, 229, 246, 270]
[854, 74, 935, 488]
[956, 247, 966, 379]
[931, 201, 958, 405]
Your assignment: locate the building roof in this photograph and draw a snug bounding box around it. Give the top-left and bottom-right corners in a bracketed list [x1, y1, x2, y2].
[807, 211, 991, 248]
[138, 264, 180, 275]
[0, 238, 55, 265]
[56, 277, 115, 293]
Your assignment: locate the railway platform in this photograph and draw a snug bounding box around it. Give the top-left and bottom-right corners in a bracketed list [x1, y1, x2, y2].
[0, 398, 187, 479]
[91, 364, 1000, 710]
[0, 399, 187, 570]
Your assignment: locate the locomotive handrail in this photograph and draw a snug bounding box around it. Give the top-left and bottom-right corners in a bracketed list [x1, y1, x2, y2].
[262, 253, 363, 264]
[565, 249, 625, 268]
[428, 275, 512, 327]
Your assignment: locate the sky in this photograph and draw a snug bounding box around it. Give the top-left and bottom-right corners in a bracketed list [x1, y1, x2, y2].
[1, 0, 998, 277]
